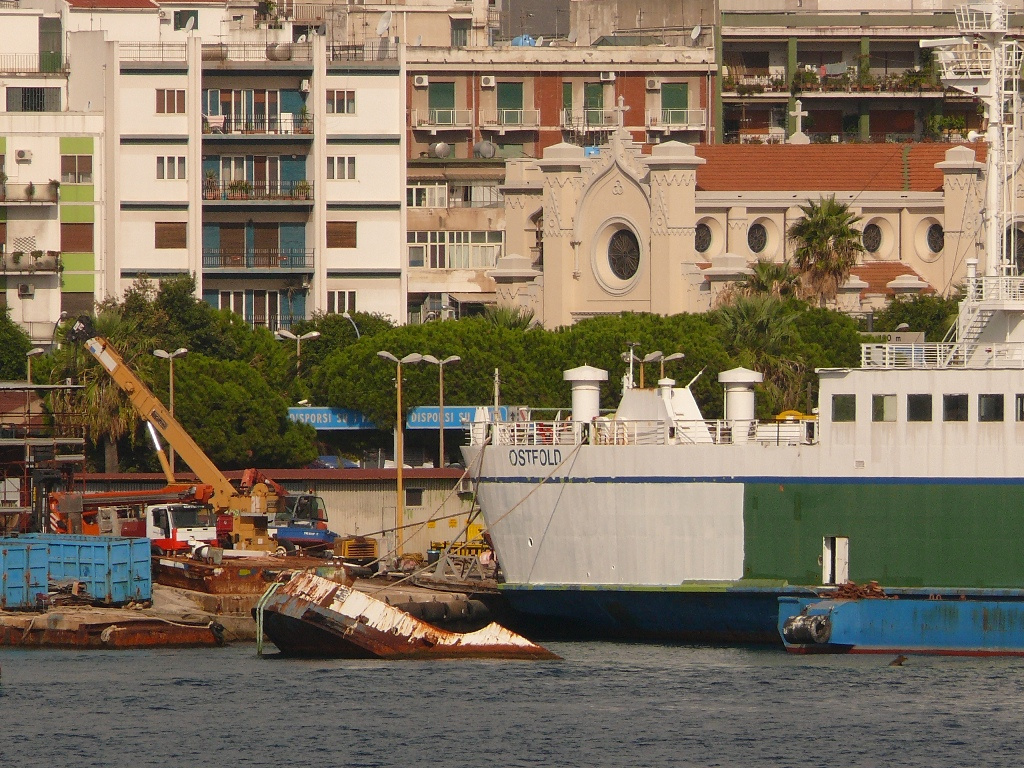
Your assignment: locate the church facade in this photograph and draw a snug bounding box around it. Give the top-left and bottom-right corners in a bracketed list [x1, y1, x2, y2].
[495, 117, 989, 328]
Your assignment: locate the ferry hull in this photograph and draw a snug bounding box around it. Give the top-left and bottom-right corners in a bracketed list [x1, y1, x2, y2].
[778, 596, 1024, 656]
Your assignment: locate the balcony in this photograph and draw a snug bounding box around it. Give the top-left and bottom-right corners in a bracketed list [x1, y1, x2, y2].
[561, 108, 618, 131]
[480, 109, 541, 133]
[203, 179, 314, 202]
[244, 313, 303, 332]
[202, 42, 313, 63]
[119, 42, 187, 62]
[1, 181, 60, 205]
[0, 250, 61, 274]
[203, 114, 313, 136]
[647, 108, 707, 132]
[328, 40, 398, 62]
[411, 109, 474, 134]
[203, 248, 314, 271]
[0, 53, 69, 74]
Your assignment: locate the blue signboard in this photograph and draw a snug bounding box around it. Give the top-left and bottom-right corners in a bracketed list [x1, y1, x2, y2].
[288, 406, 507, 431]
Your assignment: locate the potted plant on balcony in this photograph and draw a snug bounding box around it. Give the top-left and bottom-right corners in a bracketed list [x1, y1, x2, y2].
[297, 105, 311, 133]
[228, 179, 253, 199]
[30, 250, 43, 270]
[49, 179, 60, 201]
[10, 251, 22, 267]
[204, 170, 219, 199]
[0, 171, 6, 201]
[26, 181, 35, 200]
[293, 179, 312, 200]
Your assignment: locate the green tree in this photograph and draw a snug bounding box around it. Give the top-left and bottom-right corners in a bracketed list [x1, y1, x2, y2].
[0, 308, 33, 380]
[788, 196, 864, 306]
[872, 293, 961, 342]
[483, 304, 536, 329]
[739, 259, 801, 300]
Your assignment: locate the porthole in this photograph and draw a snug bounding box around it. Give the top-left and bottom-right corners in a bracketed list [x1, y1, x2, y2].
[748, 222, 768, 254]
[862, 223, 882, 253]
[927, 223, 944, 254]
[608, 229, 640, 280]
[695, 222, 712, 253]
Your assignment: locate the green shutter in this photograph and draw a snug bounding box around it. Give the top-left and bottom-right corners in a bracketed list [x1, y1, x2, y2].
[661, 83, 688, 111]
[562, 82, 572, 110]
[428, 82, 456, 110]
[584, 82, 603, 109]
[497, 82, 523, 111]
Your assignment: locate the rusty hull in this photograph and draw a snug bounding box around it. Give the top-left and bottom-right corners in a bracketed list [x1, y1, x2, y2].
[260, 571, 559, 660]
[154, 555, 352, 594]
[0, 611, 224, 649]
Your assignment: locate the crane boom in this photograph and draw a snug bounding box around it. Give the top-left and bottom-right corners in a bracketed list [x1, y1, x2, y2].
[82, 335, 240, 510]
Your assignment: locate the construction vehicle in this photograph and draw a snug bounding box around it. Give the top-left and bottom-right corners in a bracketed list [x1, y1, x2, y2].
[61, 318, 279, 551]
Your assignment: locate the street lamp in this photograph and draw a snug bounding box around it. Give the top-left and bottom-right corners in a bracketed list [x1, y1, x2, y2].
[377, 350, 424, 558]
[341, 311, 361, 339]
[422, 354, 460, 467]
[26, 348, 44, 435]
[153, 347, 187, 474]
[26, 347, 45, 383]
[276, 329, 321, 374]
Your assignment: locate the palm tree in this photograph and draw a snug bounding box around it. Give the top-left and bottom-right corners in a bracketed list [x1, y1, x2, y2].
[788, 196, 864, 307]
[716, 295, 805, 414]
[739, 259, 801, 299]
[484, 304, 535, 329]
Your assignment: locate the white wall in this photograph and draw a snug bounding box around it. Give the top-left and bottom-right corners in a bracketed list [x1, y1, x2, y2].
[117, 74, 189, 135]
[117, 144, 189, 202]
[323, 145, 402, 202]
[323, 75, 402, 136]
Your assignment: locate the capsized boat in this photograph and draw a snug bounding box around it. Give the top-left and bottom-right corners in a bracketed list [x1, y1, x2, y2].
[461, 4, 1024, 650]
[255, 571, 559, 660]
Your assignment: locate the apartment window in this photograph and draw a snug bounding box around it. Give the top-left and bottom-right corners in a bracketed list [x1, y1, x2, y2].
[327, 156, 356, 180]
[907, 394, 932, 422]
[61, 223, 93, 252]
[871, 394, 896, 422]
[155, 222, 187, 249]
[405, 487, 424, 507]
[156, 89, 186, 114]
[221, 156, 246, 181]
[327, 221, 357, 248]
[832, 394, 856, 422]
[6, 86, 60, 112]
[1017, 394, 1024, 421]
[61, 155, 93, 184]
[450, 18, 470, 47]
[449, 182, 502, 207]
[326, 290, 356, 314]
[979, 393, 1004, 422]
[407, 183, 447, 208]
[156, 156, 186, 180]
[326, 90, 355, 114]
[407, 230, 503, 269]
[173, 10, 197, 30]
[943, 393, 969, 422]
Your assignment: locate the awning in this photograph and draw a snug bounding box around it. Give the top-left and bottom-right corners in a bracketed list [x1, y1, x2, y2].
[449, 292, 498, 304]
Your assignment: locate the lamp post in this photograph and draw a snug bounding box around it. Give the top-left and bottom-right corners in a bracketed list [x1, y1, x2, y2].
[25, 347, 44, 436]
[377, 350, 423, 558]
[341, 311, 361, 339]
[276, 329, 321, 374]
[422, 354, 460, 467]
[153, 347, 187, 474]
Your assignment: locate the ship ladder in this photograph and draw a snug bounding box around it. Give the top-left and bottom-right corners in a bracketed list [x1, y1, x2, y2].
[254, 581, 282, 656]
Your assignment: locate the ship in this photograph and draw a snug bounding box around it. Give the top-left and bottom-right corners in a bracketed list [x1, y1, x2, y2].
[461, 3, 1024, 650]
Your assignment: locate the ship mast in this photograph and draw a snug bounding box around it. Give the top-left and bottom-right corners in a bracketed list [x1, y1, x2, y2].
[926, 0, 1022, 275]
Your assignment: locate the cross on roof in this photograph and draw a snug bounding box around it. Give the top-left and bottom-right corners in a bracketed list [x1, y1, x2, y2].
[613, 95, 630, 127]
[790, 99, 808, 135]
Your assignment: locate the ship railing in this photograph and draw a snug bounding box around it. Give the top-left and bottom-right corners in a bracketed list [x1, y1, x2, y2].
[861, 341, 1024, 368]
[964, 275, 1024, 302]
[492, 420, 583, 446]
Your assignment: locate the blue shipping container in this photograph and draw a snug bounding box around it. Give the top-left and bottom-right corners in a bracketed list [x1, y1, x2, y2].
[0, 540, 49, 609]
[19, 534, 152, 604]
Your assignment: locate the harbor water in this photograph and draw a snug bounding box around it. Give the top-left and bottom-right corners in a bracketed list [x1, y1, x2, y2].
[1, 643, 1019, 767]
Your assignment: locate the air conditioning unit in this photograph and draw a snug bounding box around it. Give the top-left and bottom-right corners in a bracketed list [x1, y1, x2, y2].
[457, 476, 474, 495]
[17, 283, 34, 298]
[300, 79, 310, 93]
[480, 75, 496, 88]
[15, 149, 32, 162]
[646, 77, 661, 91]
[413, 74, 429, 88]
[600, 71, 616, 82]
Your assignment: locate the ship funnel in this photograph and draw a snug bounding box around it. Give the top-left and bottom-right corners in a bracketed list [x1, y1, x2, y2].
[563, 366, 609, 423]
[718, 368, 764, 444]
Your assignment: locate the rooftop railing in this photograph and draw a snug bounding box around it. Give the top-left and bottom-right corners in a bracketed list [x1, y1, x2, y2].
[120, 42, 186, 62]
[0, 53, 68, 74]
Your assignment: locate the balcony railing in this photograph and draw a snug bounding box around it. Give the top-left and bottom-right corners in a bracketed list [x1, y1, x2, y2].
[0, 250, 61, 274]
[244, 313, 302, 332]
[120, 42, 187, 62]
[0, 53, 69, 74]
[202, 42, 312, 63]
[480, 109, 540, 129]
[328, 41, 398, 62]
[203, 114, 313, 135]
[203, 179, 314, 201]
[411, 109, 474, 129]
[647, 108, 707, 130]
[1, 182, 60, 204]
[203, 248, 314, 270]
[561, 108, 618, 129]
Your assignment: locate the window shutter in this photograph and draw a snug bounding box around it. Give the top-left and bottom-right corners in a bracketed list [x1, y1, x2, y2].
[156, 89, 165, 114]
[327, 221, 357, 248]
[61, 223, 94, 252]
[177, 90, 186, 114]
[155, 222, 187, 249]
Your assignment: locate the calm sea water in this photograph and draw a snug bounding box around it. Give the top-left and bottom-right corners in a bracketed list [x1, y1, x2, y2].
[0, 643, 1020, 768]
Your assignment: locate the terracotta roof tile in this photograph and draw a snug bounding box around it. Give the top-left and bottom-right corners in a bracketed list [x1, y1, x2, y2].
[850, 261, 934, 298]
[694, 143, 987, 193]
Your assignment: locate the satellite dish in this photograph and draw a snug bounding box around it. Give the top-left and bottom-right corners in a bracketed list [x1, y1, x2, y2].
[567, 30, 578, 44]
[968, 130, 983, 142]
[415, 35, 423, 46]
[429, 142, 452, 159]
[375, 10, 392, 37]
[474, 141, 497, 159]
[535, 36, 544, 46]
[690, 25, 701, 42]
[184, 15, 195, 31]
[296, 34, 307, 43]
